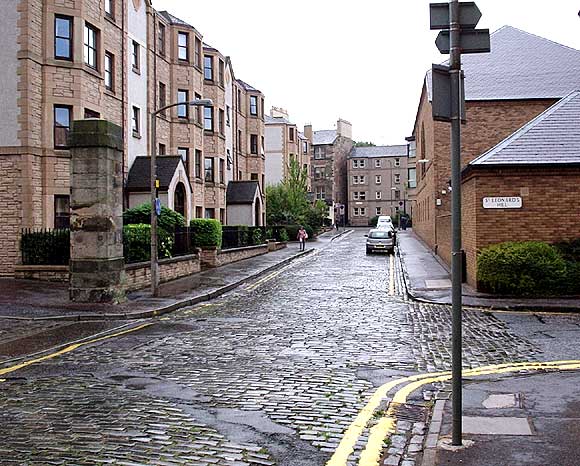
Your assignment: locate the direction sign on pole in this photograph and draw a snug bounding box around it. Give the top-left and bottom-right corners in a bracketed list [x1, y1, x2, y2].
[430, 2, 482, 30]
[435, 29, 491, 54]
[431, 64, 466, 123]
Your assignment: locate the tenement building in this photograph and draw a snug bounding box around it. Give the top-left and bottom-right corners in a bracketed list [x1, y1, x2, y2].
[347, 145, 409, 227]
[410, 25, 580, 286]
[264, 107, 311, 189]
[0, 0, 265, 276]
[311, 119, 354, 225]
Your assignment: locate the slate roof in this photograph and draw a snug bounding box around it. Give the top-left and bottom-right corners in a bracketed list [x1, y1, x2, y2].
[349, 145, 408, 159]
[426, 26, 580, 101]
[313, 130, 337, 145]
[226, 181, 260, 205]
[470, 90, 580, 166]
[265, 115, 291, 125]
[127, 156, 182, 192]
[158, 11, 201, 35]
[237, 79, 261, 93]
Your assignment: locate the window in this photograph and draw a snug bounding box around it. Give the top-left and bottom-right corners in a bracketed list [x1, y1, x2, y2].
[361, 207, 366, 216]
[219, 158, 225, 184]
[104, 52, 114, 91]
[196, 206, 203, 218]
[204, 157, 214, 182]
[303, 141, 308, 154]
[261, 98, 265, 119]
[250, 96, 258, 116]
[104, 0, 114, 17]
[204, 106, 213, 131]
[195, 93, 202, 124]
[54, 195, 70, 229]
[177, 90, 189, 118]
[131, 106, 140, 137]
[237, 130, 242, 152]
[84, 23, 98, 69]
[261, 136, 265, 155]
[314, 167, 324, 180]
[376, 191, 382, 200]
[316, 186, 325, 200]
[55, 16, 73, 60]
[353, 208, 359, 217]
[376, 207, 382, 216]
[158, 82, 166, 113]
[178, 32, 188, 60]
[375, 159, 381, 168]
[131, 40, 140, 72]
[218, 59, 224, 86]
[226, 149, 232, 169]
[84, 108, 100, 119]
[204, 55, 213, 80]
[353, 175, 366, 184]
[395, 158, 401, 167]
[178, 147, 189, 173]
[359, 192, 366, 200]
[375, 175, 382, 184]
[220, 209, 225, 224]
[237, 89, 242, 110]
[408, 139, 417, 158]
[158, 22, 165, 56]
[288, 126, 295, 141]
[226, 106, 231, 126]
[408, 168, 417, 189]
[219, 109, 225, 135]
[54, 105, 71, 148]
[195, 150, 202, 179]
[352, 176, 359, 185]
[158, 143, 166, 155]
[394, 190, 401, 200]
[353, 191, 359, 200]
[394, 173, 401, 184]
[314, 146, 325, 159]
[250, 134, 258, 154]
[353, 207, 366, 217]
[194, 37, 202, 67]
[205, 208, 215, 219]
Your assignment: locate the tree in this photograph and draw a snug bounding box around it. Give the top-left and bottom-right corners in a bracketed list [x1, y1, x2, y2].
[266, 159, 312, 226]
[354, 141, 376, 147]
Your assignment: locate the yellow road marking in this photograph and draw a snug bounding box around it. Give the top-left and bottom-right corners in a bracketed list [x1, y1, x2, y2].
[246, 263, 294, 291]
[388, 254, 395, 296]
[0, 323, 152, 378]
[357, 360, 580, 466]
[327, 360, 580, 466]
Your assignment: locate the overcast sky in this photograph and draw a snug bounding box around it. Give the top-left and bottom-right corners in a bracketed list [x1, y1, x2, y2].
[152, 0, 580, 145]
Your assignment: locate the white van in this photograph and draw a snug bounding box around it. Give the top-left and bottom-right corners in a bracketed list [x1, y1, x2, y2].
[376, 215, 394, 230]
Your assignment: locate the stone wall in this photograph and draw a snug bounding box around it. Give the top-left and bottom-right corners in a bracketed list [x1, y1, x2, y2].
[14, 265, 69, 282]
[125, 253, 201, 292]
[200, 244, 268, 269]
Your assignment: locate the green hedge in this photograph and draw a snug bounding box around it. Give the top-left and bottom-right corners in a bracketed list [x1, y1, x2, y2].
[123, 224, 173, 263]
[477, 241, 568, 296]
[190, 219, 222, 249]
[123, 203, 185, 232]
[251, 227, 264, 245]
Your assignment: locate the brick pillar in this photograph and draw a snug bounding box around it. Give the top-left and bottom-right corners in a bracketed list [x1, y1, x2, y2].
[68, 120, 125, 303]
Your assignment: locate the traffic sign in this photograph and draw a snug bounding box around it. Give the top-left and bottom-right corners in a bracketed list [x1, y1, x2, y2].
[435, 28, 490, 54]
[430, 2, 482, 30]
[431, 65, 466, 123]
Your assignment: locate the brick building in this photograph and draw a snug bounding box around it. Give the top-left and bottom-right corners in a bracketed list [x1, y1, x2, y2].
[410, 26, 580, 272]
[347, 145, 409, 227]
[311, 120, 354, 224]
[0, 0, 265, 276]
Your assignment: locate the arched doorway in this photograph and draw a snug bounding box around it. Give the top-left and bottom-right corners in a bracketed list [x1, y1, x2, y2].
[174, 182, 186, 218]
[254, 199, 261, 226]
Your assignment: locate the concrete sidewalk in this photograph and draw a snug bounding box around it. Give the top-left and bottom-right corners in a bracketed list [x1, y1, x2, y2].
[0, 229, 347, 322]
[397, 230, 580, 312]
[422, 370, 580, 466]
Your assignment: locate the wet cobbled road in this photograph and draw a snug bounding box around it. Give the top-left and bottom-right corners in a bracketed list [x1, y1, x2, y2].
[1, 229, 576, 466]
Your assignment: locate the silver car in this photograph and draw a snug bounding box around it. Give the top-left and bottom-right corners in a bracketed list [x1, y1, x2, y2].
[365, 229, 395, 254]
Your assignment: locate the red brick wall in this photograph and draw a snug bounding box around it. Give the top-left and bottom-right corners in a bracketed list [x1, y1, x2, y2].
[462, 167, 580, 288]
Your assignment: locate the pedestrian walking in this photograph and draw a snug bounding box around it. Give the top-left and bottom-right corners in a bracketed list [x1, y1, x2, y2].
[297, 226, 308, 251]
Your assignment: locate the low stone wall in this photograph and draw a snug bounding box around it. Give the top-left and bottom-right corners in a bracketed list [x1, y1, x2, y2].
[200, 244, 270, 269]
[14, 265, 69, 282]
[125, 253, 201, 292]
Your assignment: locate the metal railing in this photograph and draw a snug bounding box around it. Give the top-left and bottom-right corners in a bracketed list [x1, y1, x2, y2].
[21, 228, 70, 265]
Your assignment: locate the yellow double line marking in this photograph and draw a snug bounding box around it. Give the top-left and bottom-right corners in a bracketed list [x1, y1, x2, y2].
[327, 359, 580, 466]
[0, 323, 152, 379]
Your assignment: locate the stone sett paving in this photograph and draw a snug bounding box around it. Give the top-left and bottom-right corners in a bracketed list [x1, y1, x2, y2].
[0, 231, 541, 465]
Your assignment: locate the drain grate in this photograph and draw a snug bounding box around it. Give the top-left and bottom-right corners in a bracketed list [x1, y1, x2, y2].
[391, 403, 429, 423]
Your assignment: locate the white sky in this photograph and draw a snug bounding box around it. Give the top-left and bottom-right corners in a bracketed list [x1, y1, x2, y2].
[152, 0, 580, 145]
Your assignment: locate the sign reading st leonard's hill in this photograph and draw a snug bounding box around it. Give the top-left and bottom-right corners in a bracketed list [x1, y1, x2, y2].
[483, 197, 523, 209]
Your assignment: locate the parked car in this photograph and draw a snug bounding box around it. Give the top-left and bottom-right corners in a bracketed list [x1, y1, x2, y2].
[365, 229, 395, 254]
[376, 215, 394, 230]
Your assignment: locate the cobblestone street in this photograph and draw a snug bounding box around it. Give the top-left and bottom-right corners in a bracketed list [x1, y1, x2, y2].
[0, 230, 577, 466]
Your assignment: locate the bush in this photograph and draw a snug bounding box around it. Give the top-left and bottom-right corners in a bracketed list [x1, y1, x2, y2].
[190, 219, 222, 249]
[368, 215, 379, 227]
[251, 228, 264, 245]
[123, 203, 185, 232]
[279, 228, 289, 242]
[123, 224, 173, 263]
[21, 229, 70, 265]
[477, 241, 568, 296]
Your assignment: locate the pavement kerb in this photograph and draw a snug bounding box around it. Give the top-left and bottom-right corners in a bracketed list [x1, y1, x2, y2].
[396, 240, 580, 313]
[419, 399, 446, 466]
[0, 248, 316, 322]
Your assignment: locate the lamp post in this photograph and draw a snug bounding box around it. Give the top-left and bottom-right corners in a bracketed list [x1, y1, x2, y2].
[150, 98, 213, 297]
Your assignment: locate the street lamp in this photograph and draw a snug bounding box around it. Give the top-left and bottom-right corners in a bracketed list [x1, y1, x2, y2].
[150, 98, 213, 297]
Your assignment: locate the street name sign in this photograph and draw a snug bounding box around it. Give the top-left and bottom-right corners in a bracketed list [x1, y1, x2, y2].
[435, 29, 491, 54]
[483, 197, 522, 209]
[430, 2, 482, 30]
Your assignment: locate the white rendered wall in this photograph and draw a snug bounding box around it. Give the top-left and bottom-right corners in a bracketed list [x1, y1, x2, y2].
[265, 153, 284, 186]
[227, 204, 254, 226]
[0, 1, 20, 146]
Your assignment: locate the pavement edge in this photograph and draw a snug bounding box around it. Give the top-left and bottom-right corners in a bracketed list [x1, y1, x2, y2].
[419, 399, 445, 466]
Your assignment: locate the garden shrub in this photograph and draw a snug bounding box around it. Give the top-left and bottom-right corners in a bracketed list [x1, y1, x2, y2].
[279, 228, 289, 242]
[190, 219, 222, 249]
[477, 241, 567, 296]
[251, 228, 264, 245]
[368, 215, 379, 227]
[123, 203, 185, 232]
[123, 224, 173, 263]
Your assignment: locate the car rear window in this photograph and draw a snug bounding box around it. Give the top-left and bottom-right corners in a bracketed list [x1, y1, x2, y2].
[369, 231, 390, 239]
